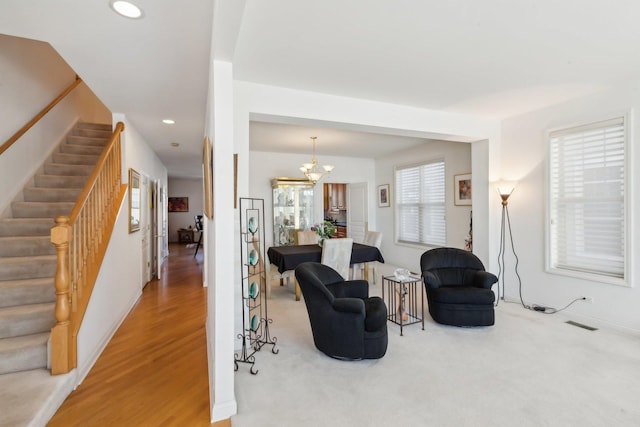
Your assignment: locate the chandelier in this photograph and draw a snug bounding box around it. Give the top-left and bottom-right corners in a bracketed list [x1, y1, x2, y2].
[299, 136, 334, 184]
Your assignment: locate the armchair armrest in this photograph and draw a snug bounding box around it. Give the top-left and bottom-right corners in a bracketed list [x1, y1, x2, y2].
[332, 298, 365, 315]
[422, 271, 441, 289]
[326, 280, 369, 299]
[472, 271, 498, 289]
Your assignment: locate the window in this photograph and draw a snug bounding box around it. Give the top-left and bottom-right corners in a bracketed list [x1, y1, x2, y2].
[395, 160, 446, 246]
[548, 117, 627, 282]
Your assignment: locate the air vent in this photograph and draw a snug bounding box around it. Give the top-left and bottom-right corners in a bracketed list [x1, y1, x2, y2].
[565, 320, 598, 331]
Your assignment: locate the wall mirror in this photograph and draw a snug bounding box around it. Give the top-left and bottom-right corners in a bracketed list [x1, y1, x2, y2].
[129, 168, 141, 233]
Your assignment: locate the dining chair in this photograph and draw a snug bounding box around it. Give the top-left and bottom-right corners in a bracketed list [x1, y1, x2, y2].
[297, 230, 319, 245]
[352, 231, 383, 283]
[321, 238, 353, 280]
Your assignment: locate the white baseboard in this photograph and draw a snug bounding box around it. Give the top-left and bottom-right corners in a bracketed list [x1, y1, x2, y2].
[206, 318, 238, 423]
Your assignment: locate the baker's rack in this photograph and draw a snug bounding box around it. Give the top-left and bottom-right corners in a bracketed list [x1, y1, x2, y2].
[235, 198, 278, 375]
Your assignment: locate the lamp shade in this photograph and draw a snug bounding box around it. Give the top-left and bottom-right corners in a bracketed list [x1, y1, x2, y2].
[496, 181, 516, 202]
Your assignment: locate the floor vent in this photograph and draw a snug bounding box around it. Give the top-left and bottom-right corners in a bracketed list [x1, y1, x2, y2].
[565, 320, 598, 331]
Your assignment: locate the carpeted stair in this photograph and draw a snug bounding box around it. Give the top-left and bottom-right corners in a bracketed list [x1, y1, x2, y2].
[0, 122, 111, 376]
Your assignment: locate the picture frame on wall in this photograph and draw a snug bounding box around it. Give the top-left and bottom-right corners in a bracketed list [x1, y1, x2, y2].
[128, 168, 141, 233]
[203, 136, 213, 218]
[378, 184, 390, 207]
[454, 173, 472, 206]
[168, 197, 189, 212]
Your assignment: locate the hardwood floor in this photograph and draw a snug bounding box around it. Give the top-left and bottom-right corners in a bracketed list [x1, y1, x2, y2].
[48, 244, 222, 426]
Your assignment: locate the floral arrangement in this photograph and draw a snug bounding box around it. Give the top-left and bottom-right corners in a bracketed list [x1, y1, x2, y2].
[311, 220, 336, 241]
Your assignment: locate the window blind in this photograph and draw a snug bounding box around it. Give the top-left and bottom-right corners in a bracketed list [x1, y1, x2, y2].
[549, 117, 625, 278]
[396, 160, 446, 246]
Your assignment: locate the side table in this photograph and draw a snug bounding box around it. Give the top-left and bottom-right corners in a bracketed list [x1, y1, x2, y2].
[382, 274, 424, 336]
[177, 229, 194, 243]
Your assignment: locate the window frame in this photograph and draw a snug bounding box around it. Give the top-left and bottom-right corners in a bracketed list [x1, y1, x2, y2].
[545, 113, 631, 287]
[394, 159, 447, 248]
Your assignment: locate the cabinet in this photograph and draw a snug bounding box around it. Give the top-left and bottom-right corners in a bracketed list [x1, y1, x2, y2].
[177, 229, 193, 243]
[323, 183, 347, 211]
[272, 178, 314, 246]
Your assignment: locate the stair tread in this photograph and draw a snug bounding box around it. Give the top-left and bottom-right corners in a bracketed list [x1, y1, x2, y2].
[0, 218, 54, 223]
[0, 277, 54, 288]
[12, 201, 75, 206]
[0, 235, 55, 257]
[24, 187, 81, 202]
[0, 218, 54, 237]
[0, 302, 55, 317]
[59, 143, 105, 155]
[0, 255, 56, 264]
[77, 122, 112, 129]
[0, 333, 49, 352]
[51, 153, 100, 166]
[0, 236, 50, 242]
[34, 173, 87, 188]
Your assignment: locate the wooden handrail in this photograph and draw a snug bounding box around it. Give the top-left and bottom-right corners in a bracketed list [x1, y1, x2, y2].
[50, 122, 126, 374]
[0, 75, 83, 156]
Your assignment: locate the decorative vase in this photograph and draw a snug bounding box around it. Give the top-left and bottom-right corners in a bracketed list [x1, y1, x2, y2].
[318, 238, 324, 247]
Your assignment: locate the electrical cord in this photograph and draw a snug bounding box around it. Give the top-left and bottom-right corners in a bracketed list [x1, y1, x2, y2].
[498, 202, 585, 315]
[531, 298, 586, 314]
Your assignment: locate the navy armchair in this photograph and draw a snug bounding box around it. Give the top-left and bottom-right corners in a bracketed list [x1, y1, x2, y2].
[420, 248, 498, 326]
[295, 262, 388, 360]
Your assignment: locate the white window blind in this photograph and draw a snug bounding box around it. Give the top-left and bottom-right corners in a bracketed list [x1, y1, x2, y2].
[395, 160, 446, 246]
[549, 117, 626, 279]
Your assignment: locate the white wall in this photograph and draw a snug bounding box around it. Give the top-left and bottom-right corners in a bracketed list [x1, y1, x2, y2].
[500, 86, 640, 333]
[0, 34, 110, 216]
[248, 150, 376, 248]
[167, 178, 203, 242]
[206, 60, 238, 422]
[76, 115, 168, 382]
[375, 140, 472, 273]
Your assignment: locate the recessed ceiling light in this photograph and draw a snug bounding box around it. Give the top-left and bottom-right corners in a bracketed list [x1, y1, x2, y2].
[110, 1, 143, 19]
[163, 119, 175, 124]
[171, 142, 180, 147]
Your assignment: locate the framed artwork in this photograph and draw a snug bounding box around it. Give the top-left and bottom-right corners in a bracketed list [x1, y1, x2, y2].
[378, 184, 390, 208]
[454, 173, 472, 206]
[128, 168, 141, 233]
[168, 197, 189, 212]
[203, 136, 213, 218]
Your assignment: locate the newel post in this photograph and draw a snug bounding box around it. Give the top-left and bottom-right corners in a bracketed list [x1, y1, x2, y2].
[50, 215, 73, 374]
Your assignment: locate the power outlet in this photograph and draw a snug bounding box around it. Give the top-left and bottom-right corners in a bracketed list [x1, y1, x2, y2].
[583, 296, 594, 303]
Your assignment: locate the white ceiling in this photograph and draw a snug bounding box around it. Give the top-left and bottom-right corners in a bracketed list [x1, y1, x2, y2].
[3, 1, 640, 176]
[249, 120, 447, 159]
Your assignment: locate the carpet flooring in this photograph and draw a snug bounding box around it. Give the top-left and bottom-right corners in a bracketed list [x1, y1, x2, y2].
[232, 264, 640, 427]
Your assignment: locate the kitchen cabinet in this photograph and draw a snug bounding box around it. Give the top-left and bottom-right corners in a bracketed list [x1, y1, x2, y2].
[272, 178, 314, 246]
[323, 183, 347, 211]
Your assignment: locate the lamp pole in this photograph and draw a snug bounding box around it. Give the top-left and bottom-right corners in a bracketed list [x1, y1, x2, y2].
[496, 183, 520, 305]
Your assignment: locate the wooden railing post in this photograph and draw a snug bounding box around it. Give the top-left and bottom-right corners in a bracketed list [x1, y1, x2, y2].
[51, 215, 73, 374]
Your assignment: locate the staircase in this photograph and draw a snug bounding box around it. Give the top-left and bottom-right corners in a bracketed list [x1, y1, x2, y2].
[0, 122, 111, 376]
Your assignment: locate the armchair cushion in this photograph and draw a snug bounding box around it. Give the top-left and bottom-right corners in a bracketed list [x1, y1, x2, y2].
[429, 286, 495, 305]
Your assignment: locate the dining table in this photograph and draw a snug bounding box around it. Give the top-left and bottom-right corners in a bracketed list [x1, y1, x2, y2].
[267, 243, 385, 300]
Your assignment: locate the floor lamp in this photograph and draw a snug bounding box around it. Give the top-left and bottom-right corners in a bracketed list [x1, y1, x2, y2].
[496, 182, 522, 305]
